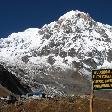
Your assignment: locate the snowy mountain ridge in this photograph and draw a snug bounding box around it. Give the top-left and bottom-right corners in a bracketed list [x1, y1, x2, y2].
[0, 10, 112, 95]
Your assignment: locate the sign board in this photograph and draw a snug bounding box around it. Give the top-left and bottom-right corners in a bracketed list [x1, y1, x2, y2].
[92, 69, 112, 90]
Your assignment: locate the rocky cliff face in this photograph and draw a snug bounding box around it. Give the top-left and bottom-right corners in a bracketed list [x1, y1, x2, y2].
[0, 10, 112, 95]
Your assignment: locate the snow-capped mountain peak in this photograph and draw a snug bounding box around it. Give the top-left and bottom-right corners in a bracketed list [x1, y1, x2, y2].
[59, 10, 87, 20]
[0, 10, 112, 95]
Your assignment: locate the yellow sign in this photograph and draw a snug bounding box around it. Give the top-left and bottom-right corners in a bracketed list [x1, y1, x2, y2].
[92, 69, 112, 90]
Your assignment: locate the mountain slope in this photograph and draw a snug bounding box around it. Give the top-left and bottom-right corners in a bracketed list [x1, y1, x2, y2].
[0, 64, 31, 95]
[0, 10, 112, 95]
[0, 84, 11, 97]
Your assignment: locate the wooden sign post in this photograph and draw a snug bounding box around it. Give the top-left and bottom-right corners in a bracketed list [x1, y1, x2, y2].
[91, 69, 112, 112]
[90, 78, 93, 112]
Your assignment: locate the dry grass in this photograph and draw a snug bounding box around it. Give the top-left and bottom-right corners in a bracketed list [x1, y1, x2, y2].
[0, 96, 112, 112]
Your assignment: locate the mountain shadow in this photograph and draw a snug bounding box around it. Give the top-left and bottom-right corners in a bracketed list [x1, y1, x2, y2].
[0, 64, 31, 95]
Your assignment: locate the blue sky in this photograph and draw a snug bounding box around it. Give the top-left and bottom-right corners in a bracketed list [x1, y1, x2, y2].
[0, 0, 112, 37]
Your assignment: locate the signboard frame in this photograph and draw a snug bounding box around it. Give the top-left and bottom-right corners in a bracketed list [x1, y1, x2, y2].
[90, 69, 112, 112]
[92, 69, 112, 90]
